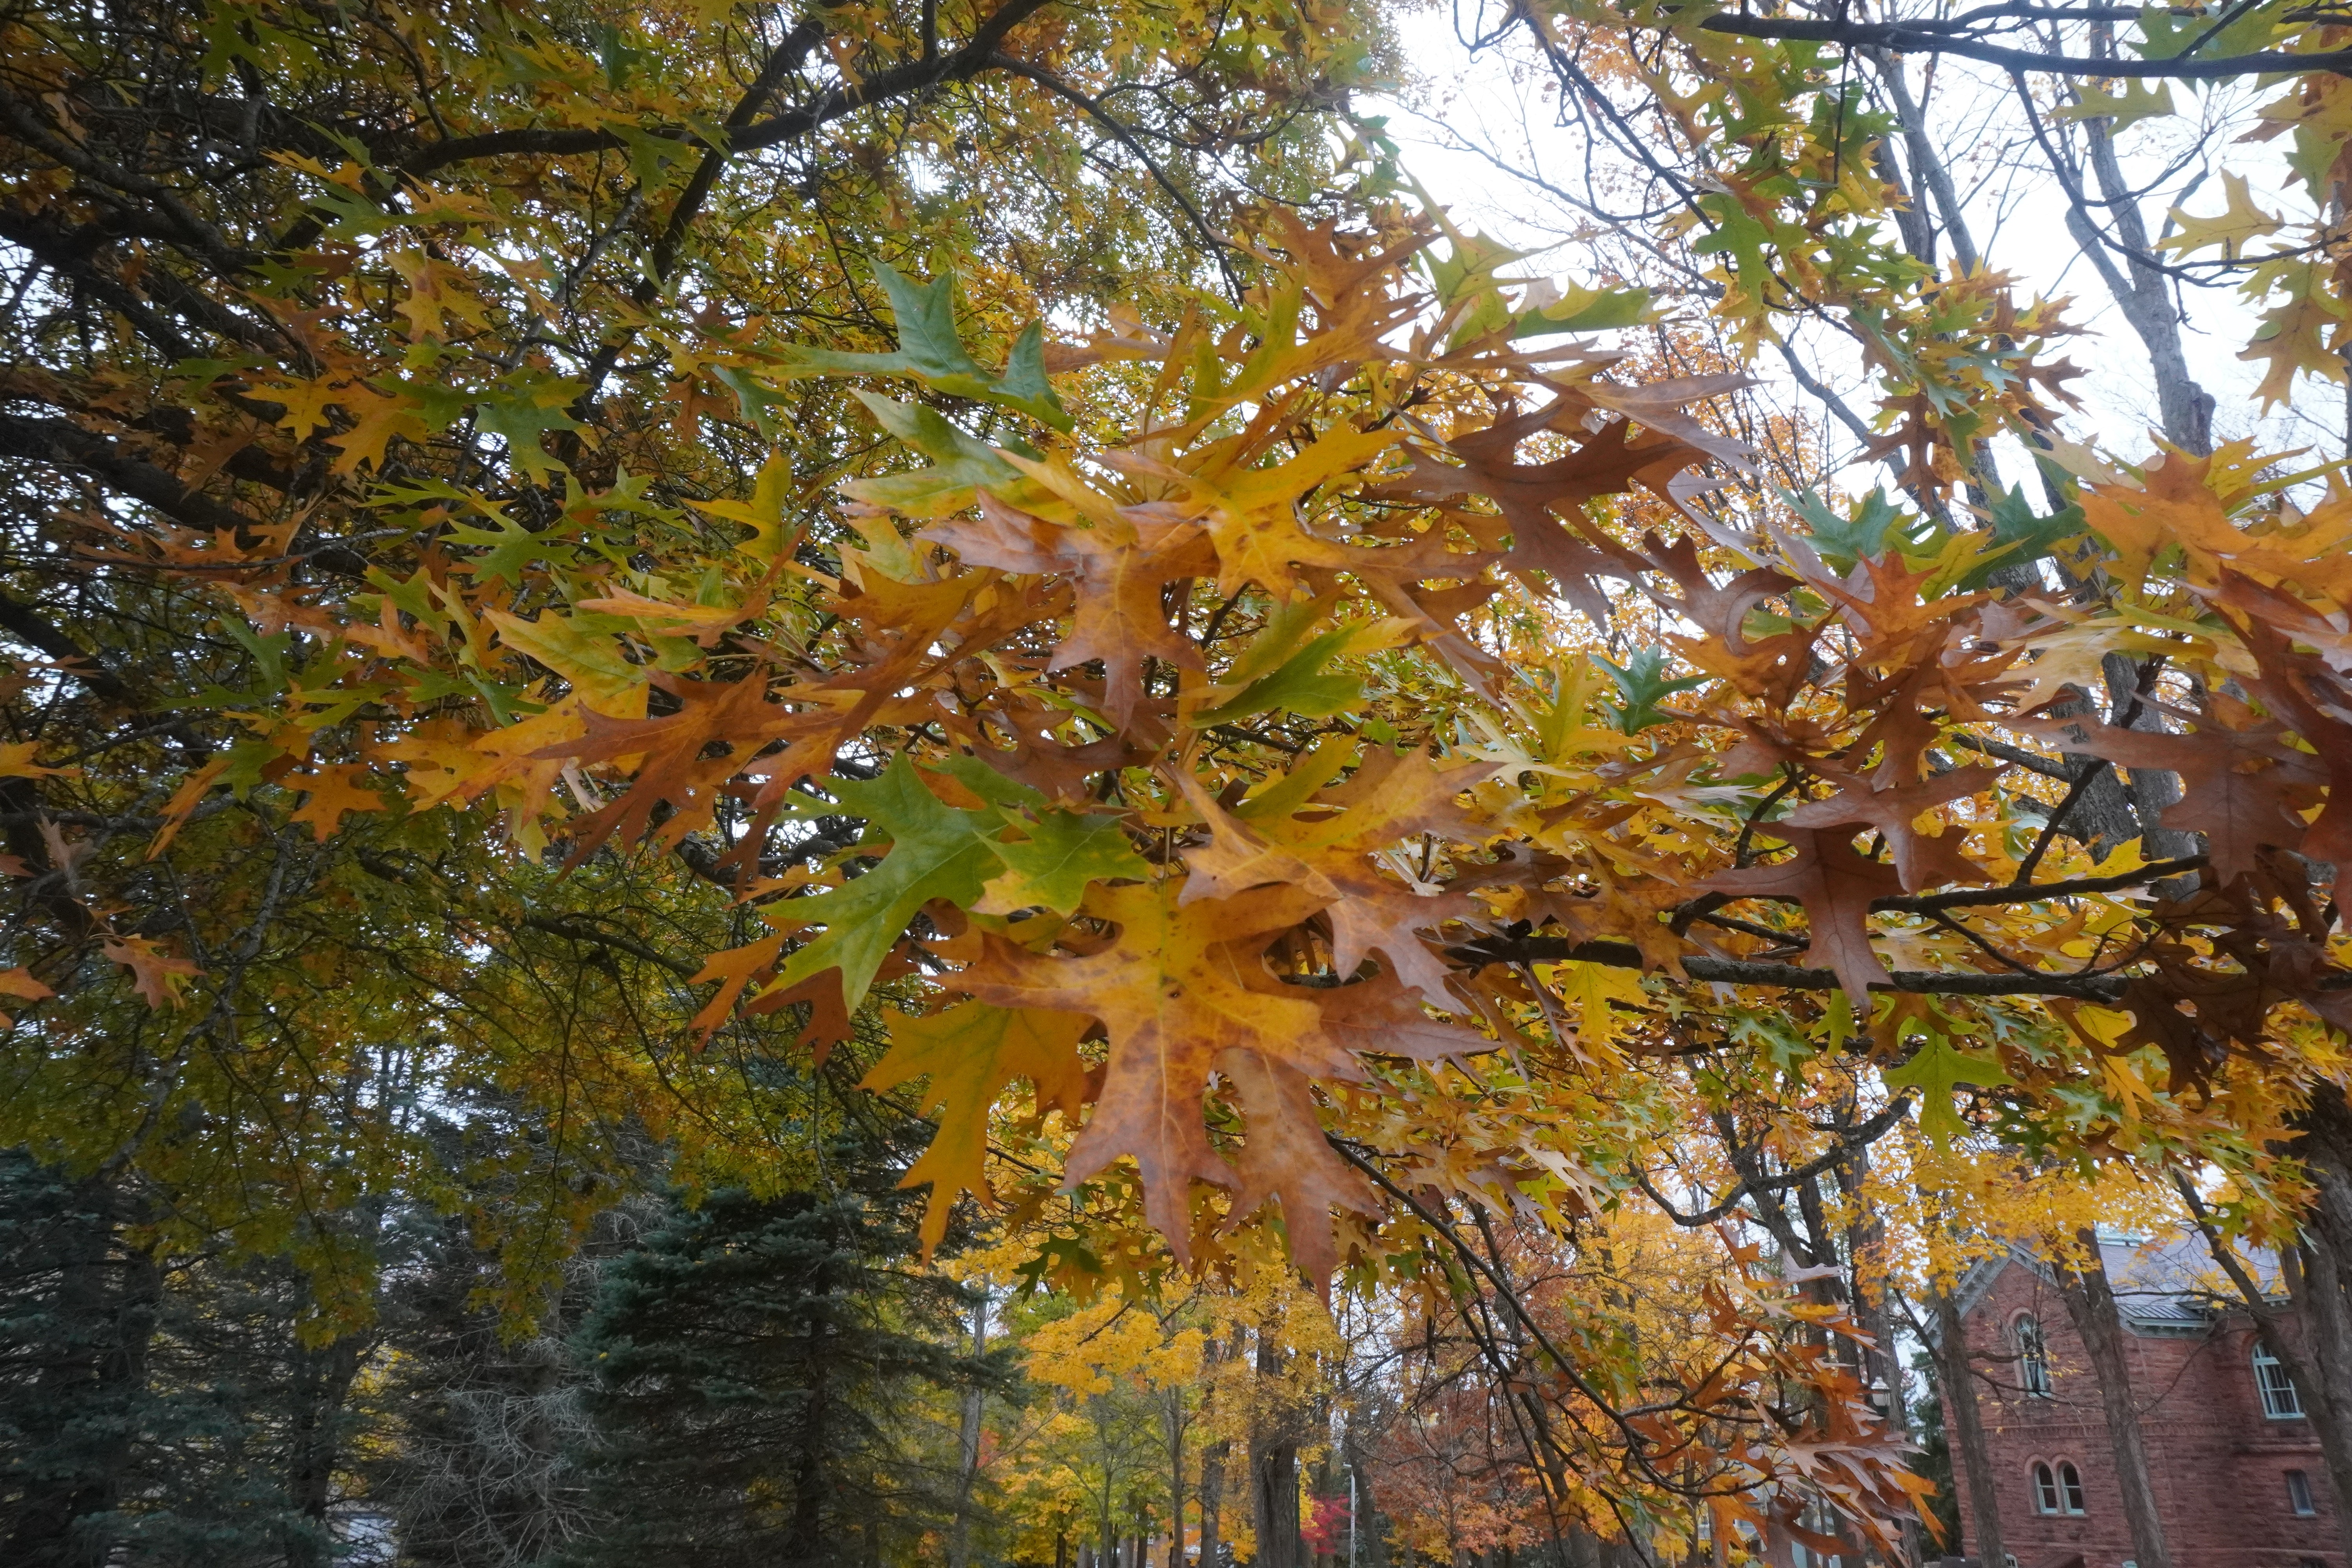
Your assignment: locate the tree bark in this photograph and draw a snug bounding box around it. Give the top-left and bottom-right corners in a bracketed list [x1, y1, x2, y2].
[949, 1289, 989, 1568]
[2054, 1231, 2173, 1568]
[282, 1328, 368, 1568]
[1198, 1438, 1229, 1568]
[2057, 26, 2216, 457]
[1250, 1328, 1303, 1568]
[1932, 1288, 2007, 1568]
[1165, 1380, 1188, 1568]
[1, 1176, 160, 1568]
[2287, 1083, 2352, 1558]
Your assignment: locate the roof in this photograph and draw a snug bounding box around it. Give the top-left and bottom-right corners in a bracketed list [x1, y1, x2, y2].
[1944, 1232, 2286, 1339]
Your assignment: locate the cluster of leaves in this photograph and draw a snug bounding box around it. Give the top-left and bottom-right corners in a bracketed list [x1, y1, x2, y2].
[11, 0, 2352, 1553]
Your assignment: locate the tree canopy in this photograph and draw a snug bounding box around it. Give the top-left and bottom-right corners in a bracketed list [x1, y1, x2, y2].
[8, 0, 2352, 1559]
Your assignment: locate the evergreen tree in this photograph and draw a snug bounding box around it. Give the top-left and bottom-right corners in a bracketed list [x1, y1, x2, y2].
[563, 1174, 983, 1568]
[0, 1154, 369, 1568]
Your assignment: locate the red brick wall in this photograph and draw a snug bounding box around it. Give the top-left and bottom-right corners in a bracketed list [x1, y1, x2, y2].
[1944, 1259, 2342, 1568]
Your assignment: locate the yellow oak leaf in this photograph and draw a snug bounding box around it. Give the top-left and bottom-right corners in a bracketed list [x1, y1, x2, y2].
[0, 965, 52, 1028]
[260, 377, 345, 441]
[2240, 260, 2349, 411]
[327, 385, 430, 474]
[287, 763, 388, 840]
[0, 741, 78, 779]
[860, 1003, 1095, 1256]
[2158, 171, 2283, 261]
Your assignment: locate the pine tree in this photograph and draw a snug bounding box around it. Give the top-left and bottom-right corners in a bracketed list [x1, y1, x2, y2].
[563, 1172, 984, 1567]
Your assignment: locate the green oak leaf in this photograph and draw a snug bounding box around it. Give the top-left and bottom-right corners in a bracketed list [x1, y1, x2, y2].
[1595, 648, 1706, 734]
[1512, 283, 1655, 339]
[767, 756, 1008, 1009]
[1194, 623, 1368, 724]
[1789, 485, 1923, 567]
[474, 382, 584, 487]
[780, 262, 1072, 430]
[844, 392, 1027, 518]
[1882, 1034, 2015, 1146]
[1953, 482, 2088, 590]
[980, 811, 1153, 916]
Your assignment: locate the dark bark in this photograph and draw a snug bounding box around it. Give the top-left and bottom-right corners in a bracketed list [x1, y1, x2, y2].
[2287, 1083, 2352, 1558]
[1932, 1289, 2006, 1568]
[1249, 1330, 1303, 1568]
[282, 1328, 368, 1568]
[949, 1291, 989, 1568]
[2054, 1232, 2173, 1568]
[1198, 1438, 1230, 1568]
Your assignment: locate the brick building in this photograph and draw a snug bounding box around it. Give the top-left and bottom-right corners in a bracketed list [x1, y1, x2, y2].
[1942, 1236, 2342, 1568]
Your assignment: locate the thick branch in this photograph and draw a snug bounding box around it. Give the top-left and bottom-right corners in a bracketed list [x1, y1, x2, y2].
[0, 414, 274, 539]
[1449, 933, 2132, 999]
[1687, 15, 2352, 79]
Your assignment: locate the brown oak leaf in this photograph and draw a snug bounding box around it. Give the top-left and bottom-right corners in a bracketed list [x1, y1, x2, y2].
[1700, 828, 1906, 1004]
[2021, 699, 2324, 887]
[1780, 765, 1998, 893]
[956, 879, 1337, 1254]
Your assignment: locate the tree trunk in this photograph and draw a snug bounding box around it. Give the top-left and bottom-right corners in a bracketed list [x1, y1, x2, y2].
[282, 1327, 367, 1568]
[1165, 1381, 1188, 1568]
[2054, 1231, 2172, 1568]
[2288, 1083, 2352, 1559]
[1251, 1328, 1303, 1568]
[2058, 26, 2216, 457]
[1252, 1437, 1302, 1568]
[1932, 1289, 2006, 1568]
[949, 1289, 989, 1568]
[1199, 1437, 1230, 1568]
[2, 1176, 160, 1568]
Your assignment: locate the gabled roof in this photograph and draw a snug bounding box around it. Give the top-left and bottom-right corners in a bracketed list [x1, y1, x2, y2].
[1940, 1232, 2285, 1339]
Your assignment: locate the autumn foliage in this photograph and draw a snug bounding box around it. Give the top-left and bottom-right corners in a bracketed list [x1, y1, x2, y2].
[12, 0, 2352, 1556]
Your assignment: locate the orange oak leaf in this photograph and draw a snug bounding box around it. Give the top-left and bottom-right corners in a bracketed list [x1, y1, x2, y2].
[103, 936, 201, 1009]
[861, 1002, 1096, 1256]
[535, 671, 818, 860]
[955, 878, 1336, 1255]
[287, 763, 389, 841]
[0, 965, 52, 1028]
[928, 496, 1215, 729]
[1780, 765, 1998, 893]
[1234, 747, 1486, 1000]
[1700, 828, 1906, 1004]
[1216, 1050, 1377, 1286]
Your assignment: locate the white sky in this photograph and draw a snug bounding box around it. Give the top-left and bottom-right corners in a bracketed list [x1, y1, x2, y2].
[1368, 10, 2345, 501]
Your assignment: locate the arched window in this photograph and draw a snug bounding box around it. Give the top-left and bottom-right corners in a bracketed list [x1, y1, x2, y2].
[2033, 1462, 2060, 1514]
[2255, 1344, 2305, 1419]
[2014, 1314, 2053, 1397]
[2058, 1461, 2087, 1514]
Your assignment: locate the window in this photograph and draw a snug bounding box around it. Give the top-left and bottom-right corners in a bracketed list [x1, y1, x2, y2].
[2288, 1469, 2316, 1516]
[2255, 1344, 2306, 1419]
[2031, 1460, 2088, 1514]
[2014, 1314, 2053, 1397]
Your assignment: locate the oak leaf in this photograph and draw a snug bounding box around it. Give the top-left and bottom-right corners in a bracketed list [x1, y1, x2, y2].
[103, 936, 201, 1009]
[2021, 700, 2323, 886]
[955, 878, 1336, 1254]
[288, 764, 390, 841]
[762, 755, 1014, 1010]
[1780, 765, 1997, 893]
[861, 1002, 1095, 1255]
[1700, 829, 1906, 1005]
